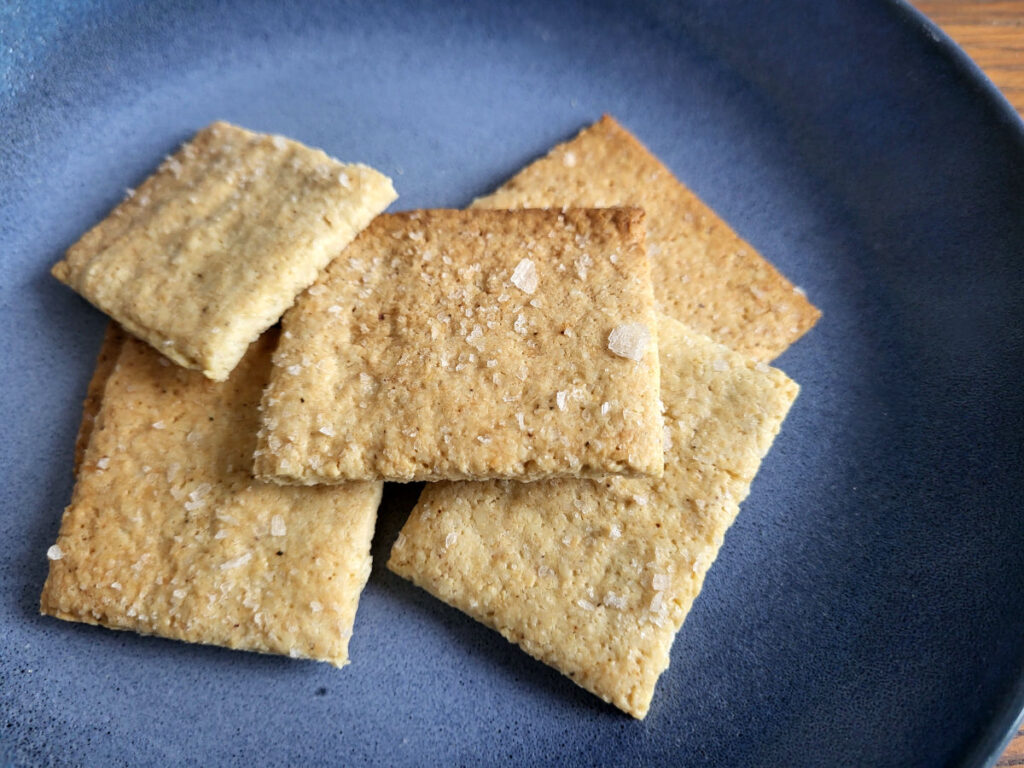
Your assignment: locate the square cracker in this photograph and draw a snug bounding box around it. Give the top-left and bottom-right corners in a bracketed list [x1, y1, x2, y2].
[52, 121, 397, 381]
[388, 314, 799, 718]
[472, 115, 820, 361]
[41, 331, 382, 667]
[255, 208, 663, 484]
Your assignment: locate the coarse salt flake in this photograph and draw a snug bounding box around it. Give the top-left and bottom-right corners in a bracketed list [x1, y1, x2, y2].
[270, 515, 287, 537]
[152, 421, 166, 430]
[310, 600, 323, 613]
[652, 573, 671, 591]
[220, 552, 252, 570]
[96, 457, 110, 470]
[556, 390, 569, 411]
[46, 545, 63, 561]
[607, 323, 650, 361]
[576, 598, 596, 611]
[444, 531, 458, 549]
[510, 258, 538, 294]
[318, 424, 335, 437]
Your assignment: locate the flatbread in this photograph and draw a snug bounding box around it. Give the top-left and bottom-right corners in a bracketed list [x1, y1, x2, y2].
[388, 315, 798, 717]
[42, 331, 381, 667]
[52, 121, 397, 380]
[472, 115, 820, 361]
[255, 208, 664, 484]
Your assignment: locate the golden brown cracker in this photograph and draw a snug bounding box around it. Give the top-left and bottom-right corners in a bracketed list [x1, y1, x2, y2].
[52, 121, 397, 381]
[255, 208, 663, 484]
[472, 115, 820, 361]
[388, 315, 798, 717]
[42, 332, 381, 666]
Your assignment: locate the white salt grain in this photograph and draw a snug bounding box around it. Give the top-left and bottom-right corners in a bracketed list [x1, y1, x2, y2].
[652, 573, 670, 591]
[603, 592, 627, 610]
[600, 401, 611, 416]
[318, 425, 335, 437]
[556, 391, 569, 411]
[220, 552, 252, 570]
[444, 531, 458, 549]
[514, 314, 528, 334]
[151, 421, 166, 430]
[510, 258, 538, 294]
[96, 457, 110, 470]
[46, 545, 63, 561]
[466, 325, 484, 350]
[576, 598, 596, 611]
[712, 358, 730, 372]
[607, 323, 650, 361]
[270, 515, 287, 537]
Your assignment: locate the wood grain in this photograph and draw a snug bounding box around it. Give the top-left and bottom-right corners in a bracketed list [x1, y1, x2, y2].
[908, 4, 1024, 763]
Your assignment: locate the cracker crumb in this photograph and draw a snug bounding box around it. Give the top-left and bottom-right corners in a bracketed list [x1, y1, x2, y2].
[607, 323, 650, 361]
[46, 545, 63, 561]
[510, 258, 538, 294]
[270, 515, 287, 537]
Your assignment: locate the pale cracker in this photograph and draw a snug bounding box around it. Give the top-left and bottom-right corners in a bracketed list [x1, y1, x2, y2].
[472, 115, 820, 361]
[255, 208, 663, 484]
[388, 315, 799, 717]
[52, 121, 397, 381]
[42, 332, 382, 667]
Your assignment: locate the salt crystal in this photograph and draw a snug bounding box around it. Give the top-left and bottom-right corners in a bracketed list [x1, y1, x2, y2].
[607, 323, 650, 361]
[308, 284, 326, 296]
[96, 457, 110, 470]
[151, 421, 166, 430]
[173, 588, 187, 600]
[652, 573, 670, 591]
[510, 258, 538, 294]
[110, 581, 122, 591]
[337, 171, 351, 188]
[286, 364, 301, 375]
[603, 592, 627, 610]
[477, 435, 491, 445]
[576, 598, 596, 611]
[327, 305, 343, 315]
[486, 359, 498, 368]
[271, 135, 286, 150]
[220, 552, 252, 570]
[794, 285, 807, 296]
[650, 592, 665, 613]
[270, 515, 287, 537]
[556, 391, 568, 411]
[563, 150, 577, 167]
[663, 426, 673, 452]
[609, 523, 621, 539]
[712, 358, 729, 372]
[516, 413, 525, 430]
[318, 425, 335, 437]
[514, 314, 528, 334]
[600, 401, 611, 416]
[466, 325, 484, 350]
[755, 361, 771, 373]
[444, 531, 458, 549]
[46, 545, 63, 561]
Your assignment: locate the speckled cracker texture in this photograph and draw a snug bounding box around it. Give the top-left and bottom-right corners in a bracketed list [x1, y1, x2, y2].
[41, 332, 382, 667]
[472, 115, 820, 361]
[51, 121, 397, 381]
[255, 208, 663, 484]
[388, 315, 799, 718]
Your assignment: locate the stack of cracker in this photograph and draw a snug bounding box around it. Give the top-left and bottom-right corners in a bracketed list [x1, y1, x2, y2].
[43, 116, 818, 718]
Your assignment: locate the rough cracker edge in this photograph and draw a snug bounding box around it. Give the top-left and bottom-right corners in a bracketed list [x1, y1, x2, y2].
[72, 323, 126, 476]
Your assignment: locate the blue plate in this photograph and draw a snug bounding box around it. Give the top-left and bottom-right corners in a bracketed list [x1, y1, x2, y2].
[3, 1, 1023, 765]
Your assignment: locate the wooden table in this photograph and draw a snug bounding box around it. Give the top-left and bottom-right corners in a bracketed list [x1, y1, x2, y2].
[908, 4, 1024, 764]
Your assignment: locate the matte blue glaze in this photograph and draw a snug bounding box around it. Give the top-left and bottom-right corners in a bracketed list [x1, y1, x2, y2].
[2, 1, 1023, 765]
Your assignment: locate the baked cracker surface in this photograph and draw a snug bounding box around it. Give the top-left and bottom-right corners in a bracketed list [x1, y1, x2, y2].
[255, 208, 663, 484]
[388, 314, 798, 717]
[51, 121, 397, 381]
[41, 331, 381, 667]
[472, 115, 820, 361]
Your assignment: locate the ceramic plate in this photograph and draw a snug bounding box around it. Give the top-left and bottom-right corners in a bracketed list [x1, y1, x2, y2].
[2, 1, 1023, 765]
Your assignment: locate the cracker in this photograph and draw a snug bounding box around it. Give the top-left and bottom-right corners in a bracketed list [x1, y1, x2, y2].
[41, 332, 382, 667]
[388, 315, 798, 718]
[472, 115, 820, 361]
[52, 121, 397, 381]
[72, 322, 125, 476]
[255, 208, 663, 484]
